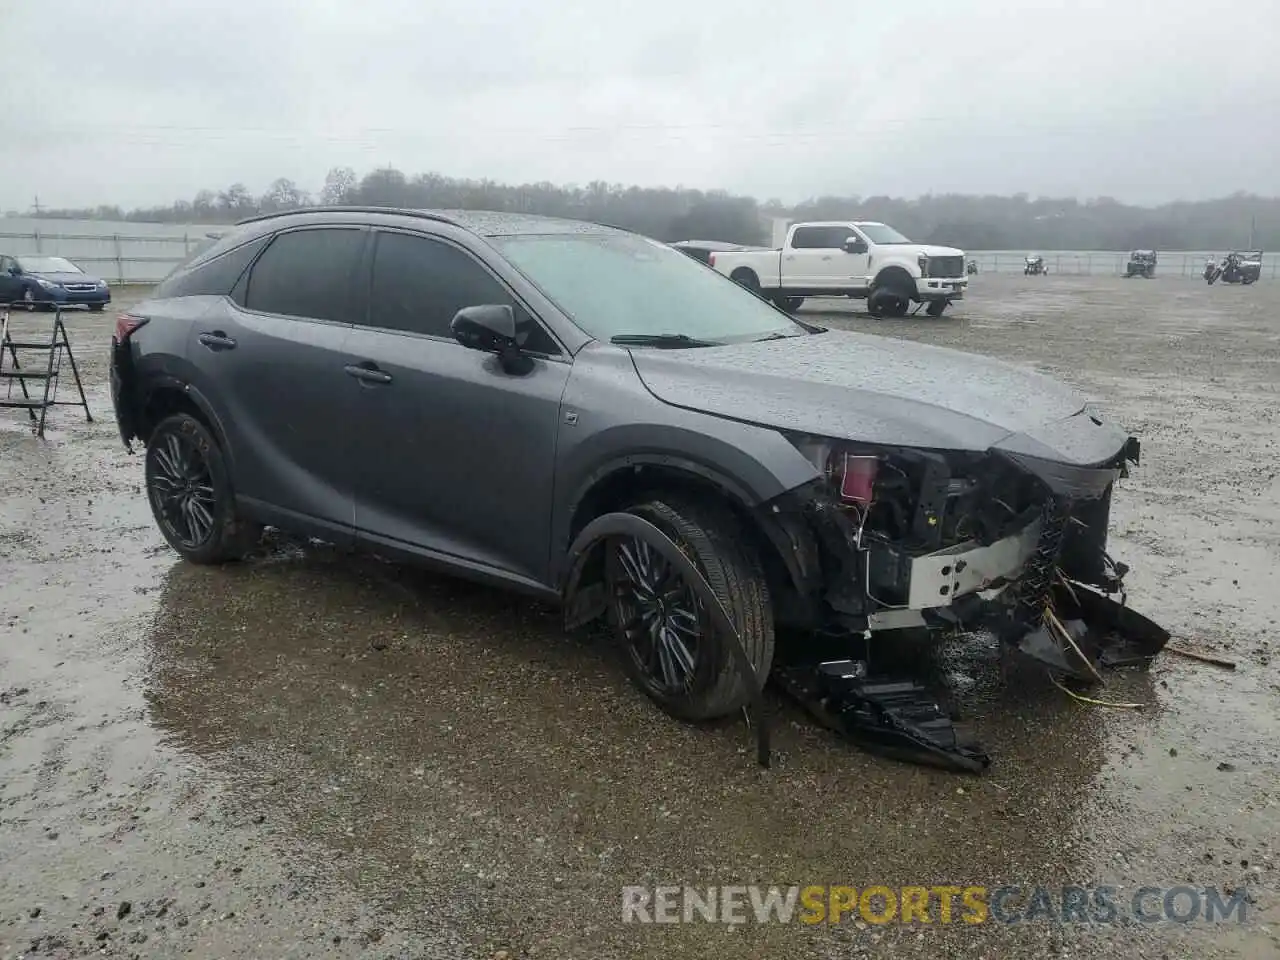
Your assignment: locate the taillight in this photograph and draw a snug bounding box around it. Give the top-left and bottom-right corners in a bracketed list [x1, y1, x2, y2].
[708, 253, 716, 268]
[114, 313, 148, 342]
[835, 452, 879, 504]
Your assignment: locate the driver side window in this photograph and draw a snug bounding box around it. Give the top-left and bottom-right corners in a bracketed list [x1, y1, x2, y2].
[367, 231, 560, 355]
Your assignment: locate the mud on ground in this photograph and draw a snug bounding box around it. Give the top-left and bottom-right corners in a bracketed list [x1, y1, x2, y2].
[1, 275, 1278, 959]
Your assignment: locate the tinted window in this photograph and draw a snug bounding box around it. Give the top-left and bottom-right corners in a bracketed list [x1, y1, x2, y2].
[368, 231, 558, 354]
[243, 228, 364, 322]
[157, 236, 269, 299]
[791, 227, 848, 249]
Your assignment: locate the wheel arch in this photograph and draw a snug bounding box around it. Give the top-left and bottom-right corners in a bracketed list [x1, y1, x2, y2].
[138, 378, 234, 463]
[729, 266, 760, 287]
[872, 264, 916, 293]
[558, 456, 821, 631]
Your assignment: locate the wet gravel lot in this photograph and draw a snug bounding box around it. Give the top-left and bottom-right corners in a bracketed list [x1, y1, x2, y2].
[2, 274, 1279, 959]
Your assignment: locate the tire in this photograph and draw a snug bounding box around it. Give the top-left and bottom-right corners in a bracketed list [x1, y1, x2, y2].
[21, 287, 37, 311]
[782, 296, 803, 312]
[89, 303, 105, 312]
[145, 412, 260, 564]
[605, 496, 774, 722]
[868, 278, 911, 319]
[730, 269, 761, 296]
[925, 299, 947, 317]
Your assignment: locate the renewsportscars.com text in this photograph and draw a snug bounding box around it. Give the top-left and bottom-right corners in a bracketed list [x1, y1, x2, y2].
[621, 884, 1252, 925]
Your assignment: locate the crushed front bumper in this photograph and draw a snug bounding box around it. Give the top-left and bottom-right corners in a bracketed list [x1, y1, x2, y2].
[873, 514, 1042, 614]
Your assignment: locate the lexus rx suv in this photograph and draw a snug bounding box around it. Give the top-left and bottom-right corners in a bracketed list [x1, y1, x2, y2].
[111, 206, 1150, 736]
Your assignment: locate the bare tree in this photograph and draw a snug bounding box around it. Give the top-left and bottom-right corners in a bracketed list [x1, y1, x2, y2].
[260, 178, 310, 212]
[320, 166, 358, 205]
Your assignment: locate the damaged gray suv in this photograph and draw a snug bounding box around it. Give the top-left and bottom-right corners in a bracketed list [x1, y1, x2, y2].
[111, 207, 1167, 771]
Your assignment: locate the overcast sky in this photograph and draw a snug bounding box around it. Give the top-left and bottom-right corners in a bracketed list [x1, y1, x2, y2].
[3, 0, 1278, 212]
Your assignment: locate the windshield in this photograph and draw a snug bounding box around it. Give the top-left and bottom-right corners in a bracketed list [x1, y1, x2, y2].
[490, 234, 807, 344]
[17, 256, 81, 274]
[856, 223, 912, 244]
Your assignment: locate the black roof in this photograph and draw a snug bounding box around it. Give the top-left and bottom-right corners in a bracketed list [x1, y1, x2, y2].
[235, 206, 626, 238]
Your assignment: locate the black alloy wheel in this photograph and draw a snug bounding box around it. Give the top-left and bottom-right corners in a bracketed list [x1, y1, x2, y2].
[147, 426, 218, 549]
[609, 534, 705, 697]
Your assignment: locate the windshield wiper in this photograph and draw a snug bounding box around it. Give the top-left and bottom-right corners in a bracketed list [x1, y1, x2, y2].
[609, 333, 719, 348]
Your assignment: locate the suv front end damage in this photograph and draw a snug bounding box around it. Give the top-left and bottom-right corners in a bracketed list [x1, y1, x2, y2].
[767, 415, 1169, 771]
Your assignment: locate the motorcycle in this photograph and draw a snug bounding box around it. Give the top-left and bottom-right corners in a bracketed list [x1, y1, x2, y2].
[1209, 251, 1263, 285]
[1024, 254, 1047, 276]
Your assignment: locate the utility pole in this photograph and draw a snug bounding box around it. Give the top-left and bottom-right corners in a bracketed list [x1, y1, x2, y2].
[31, 195, 42, 217]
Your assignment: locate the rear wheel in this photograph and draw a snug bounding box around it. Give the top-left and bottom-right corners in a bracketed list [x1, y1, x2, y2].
[925, 299, 948, 317]
[606, 496, 774, 721]
[145, 413, 260, 564]
[730, 269, 761, 297]
[89, 303, 105, 312]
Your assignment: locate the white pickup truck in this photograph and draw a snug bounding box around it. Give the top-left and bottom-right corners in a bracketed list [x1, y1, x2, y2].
[707, 220, 968, 317]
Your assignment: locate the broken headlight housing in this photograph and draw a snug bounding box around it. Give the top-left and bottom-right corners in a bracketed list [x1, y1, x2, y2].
[788, 436, 1045, 552]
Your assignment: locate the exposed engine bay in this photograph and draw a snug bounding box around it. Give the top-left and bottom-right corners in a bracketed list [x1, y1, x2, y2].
[762, 429, 1169, 772]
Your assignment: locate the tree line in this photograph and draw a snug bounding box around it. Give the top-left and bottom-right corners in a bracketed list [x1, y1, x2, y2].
[12, 166, 1278, 251]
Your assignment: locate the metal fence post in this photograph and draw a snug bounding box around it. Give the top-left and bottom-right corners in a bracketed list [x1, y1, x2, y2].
[113, 234, 124, 283]
[34, 228, 42, 253]
[184, 233, 190, 256]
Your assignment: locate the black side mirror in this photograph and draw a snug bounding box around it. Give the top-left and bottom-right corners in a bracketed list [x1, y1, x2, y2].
[451, 304, 527, 369]
[843, 237, 866, 254]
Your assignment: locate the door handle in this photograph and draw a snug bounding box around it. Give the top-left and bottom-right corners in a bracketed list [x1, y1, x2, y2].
[344, 363, 393, 385]
[197, 331, 236, 350]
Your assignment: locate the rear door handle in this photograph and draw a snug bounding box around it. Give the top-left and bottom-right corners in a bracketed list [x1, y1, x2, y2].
[197, 331, 236, 350]
[344, 363, 393, 385]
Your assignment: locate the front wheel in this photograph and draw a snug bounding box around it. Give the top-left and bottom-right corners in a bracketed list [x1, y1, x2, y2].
[606, 496, 774, 722]
[145, 413, 261, 564]
[868, 286, 910, 319]
[925, 300, 948, 317]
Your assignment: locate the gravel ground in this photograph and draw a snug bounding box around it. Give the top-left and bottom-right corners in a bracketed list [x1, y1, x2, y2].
[1, 275, 1278, 959]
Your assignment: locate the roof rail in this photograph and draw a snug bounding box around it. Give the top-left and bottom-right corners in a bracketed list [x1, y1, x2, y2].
[233, 206, 460, 227]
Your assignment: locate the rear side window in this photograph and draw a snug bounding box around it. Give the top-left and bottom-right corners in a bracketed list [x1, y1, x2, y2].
[155, 236, 269, 299]
[791, 227, 828, 249]
[242, 227, 365, 323]
[791, 226, 853, 249]
[367, 231, 559, 354]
